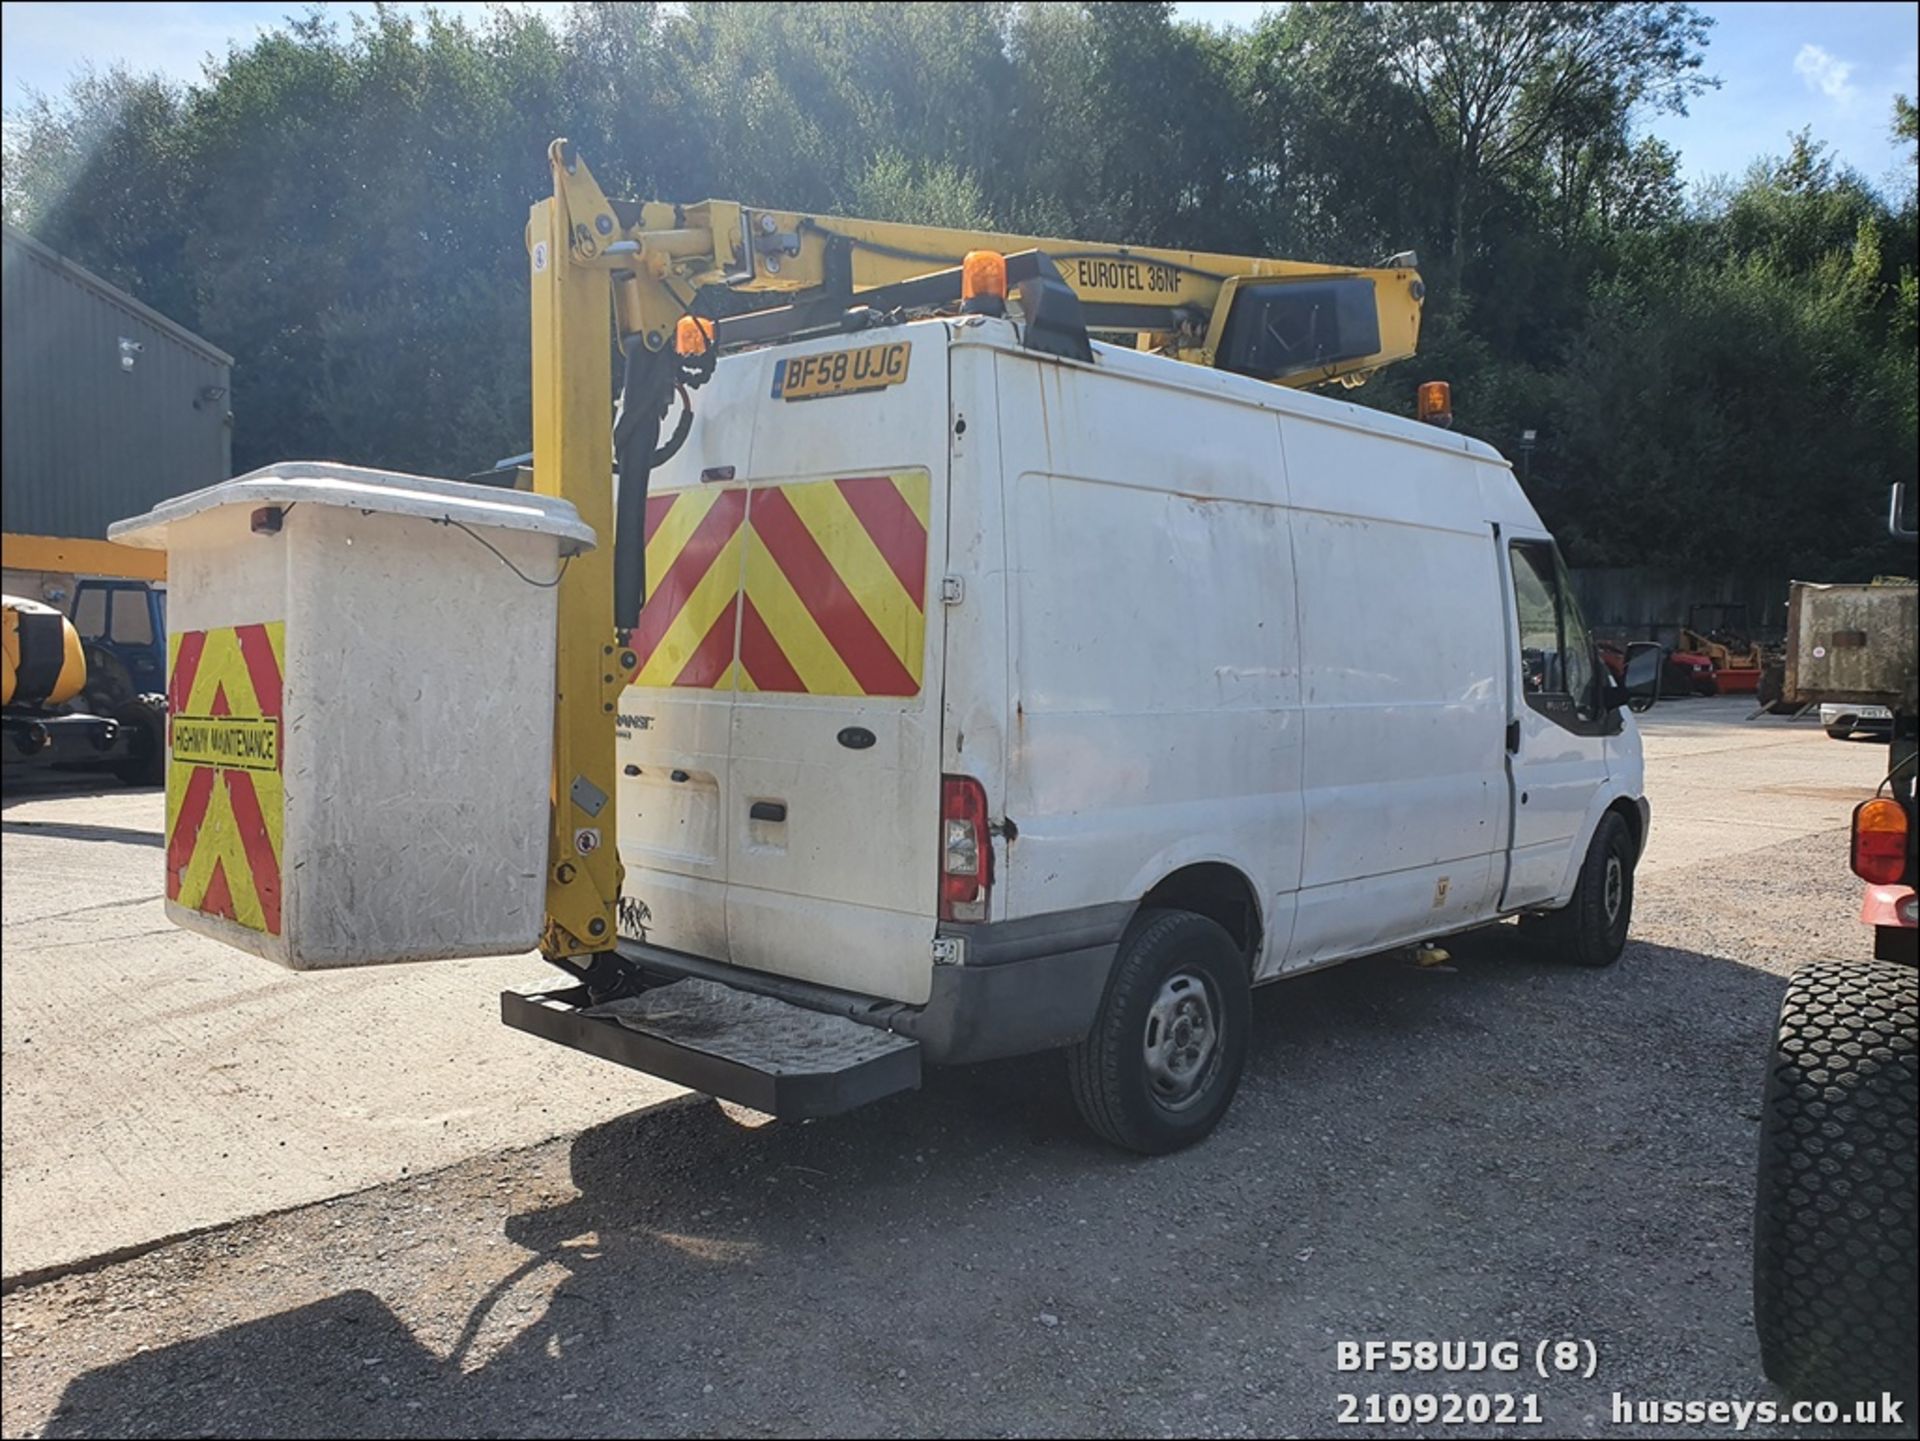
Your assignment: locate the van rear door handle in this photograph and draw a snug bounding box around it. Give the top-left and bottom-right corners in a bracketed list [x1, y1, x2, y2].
[1505, 719, 1521, 753]
[749, 801, 787, 823]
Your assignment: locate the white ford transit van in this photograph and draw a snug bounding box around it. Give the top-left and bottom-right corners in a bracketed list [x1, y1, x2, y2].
[522, 313, 1650, 1153]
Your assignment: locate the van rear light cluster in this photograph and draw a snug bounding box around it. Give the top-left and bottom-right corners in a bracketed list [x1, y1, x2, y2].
[940, 774, 991, 922]
[1851, 797, 1910, 885]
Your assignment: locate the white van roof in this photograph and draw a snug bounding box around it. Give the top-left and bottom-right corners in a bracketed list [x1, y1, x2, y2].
[945, 316, 1511, 468]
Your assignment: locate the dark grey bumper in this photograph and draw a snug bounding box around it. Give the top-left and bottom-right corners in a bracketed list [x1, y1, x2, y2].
[609, 901, 1129, 1068]
[907, 902, 1130, 1063]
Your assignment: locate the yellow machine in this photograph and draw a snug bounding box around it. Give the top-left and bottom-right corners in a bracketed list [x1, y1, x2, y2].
[1680, 603, 1767, 695]
[1, 595, 87, 708]
[523, 141, 1425, 974]
[3, 591, 167, 784]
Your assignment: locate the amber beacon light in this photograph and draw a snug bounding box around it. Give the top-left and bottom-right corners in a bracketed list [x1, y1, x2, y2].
[1417, 380, 1453, 429]
[674, 315, 714, 356]
[961, 250, 1008, 315]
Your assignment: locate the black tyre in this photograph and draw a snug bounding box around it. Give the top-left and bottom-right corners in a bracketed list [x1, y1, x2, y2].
[1524, 811, 1635, 967]
[1753, 959, 1918, 1402]
[1068, 909, 1250, 1155]
[111, 694, 167, 786]
[1826, 725, 1854, 741]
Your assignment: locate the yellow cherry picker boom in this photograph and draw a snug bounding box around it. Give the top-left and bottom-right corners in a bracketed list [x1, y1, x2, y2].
[527, 140, 1428, 993]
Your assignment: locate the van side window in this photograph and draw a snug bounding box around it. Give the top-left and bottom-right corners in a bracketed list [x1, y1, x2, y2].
[1510, 540, 1599, 724]
[1554, 551, 1597, 720]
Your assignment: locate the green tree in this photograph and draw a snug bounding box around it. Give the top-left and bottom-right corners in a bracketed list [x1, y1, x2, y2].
[3, 67, 196, 319]
[1544, 134, 1915, 576]
[1, 0, 1910, 584]
[1251, 2, 1713, 279]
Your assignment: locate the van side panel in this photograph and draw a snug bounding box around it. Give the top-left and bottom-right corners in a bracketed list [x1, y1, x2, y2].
[1282, 417, 1508, 963]
[995, 354, 1302, 968]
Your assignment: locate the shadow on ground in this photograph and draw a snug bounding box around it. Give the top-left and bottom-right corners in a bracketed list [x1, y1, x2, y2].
[1, 818, 162, 846]
[31, 924, 1868, 1440]
[1, 776, 159, 810]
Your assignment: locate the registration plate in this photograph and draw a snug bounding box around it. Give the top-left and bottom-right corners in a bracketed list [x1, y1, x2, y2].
[772, 341, 911, 401]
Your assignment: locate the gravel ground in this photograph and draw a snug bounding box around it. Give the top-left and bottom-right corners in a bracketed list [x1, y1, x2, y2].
[3, 816, 1910, 1440]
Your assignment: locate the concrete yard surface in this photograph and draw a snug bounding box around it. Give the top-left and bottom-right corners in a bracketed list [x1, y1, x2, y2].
[1, 780, 680, 1285]
[1634, 699, 1890, 879]
[2, 697, 1911, 1439]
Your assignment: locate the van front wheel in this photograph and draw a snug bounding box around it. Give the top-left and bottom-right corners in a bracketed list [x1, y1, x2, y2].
[1525, 811, 1635, 968]
[1068, 910, 1250, 1155]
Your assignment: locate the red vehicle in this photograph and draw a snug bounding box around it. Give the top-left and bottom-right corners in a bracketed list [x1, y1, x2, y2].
[1597, 635, 1716, 697]
[1664, 645, 1718, 695]
[1595, 639, 1663, 710]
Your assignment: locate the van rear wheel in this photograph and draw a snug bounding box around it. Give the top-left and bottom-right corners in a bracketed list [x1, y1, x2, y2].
[1523, 811, 1634, 968]
[1068, 909, 1250, 1155]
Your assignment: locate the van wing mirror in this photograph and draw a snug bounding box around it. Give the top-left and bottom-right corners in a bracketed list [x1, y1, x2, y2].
[1620, 641, 1662, 712]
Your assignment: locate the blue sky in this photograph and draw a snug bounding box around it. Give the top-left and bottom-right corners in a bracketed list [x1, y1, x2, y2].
[3, 1, 1916, 194]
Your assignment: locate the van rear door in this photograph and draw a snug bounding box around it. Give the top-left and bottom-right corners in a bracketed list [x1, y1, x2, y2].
[725, 464, 942, 1005]
[615, 459, 753, 961]
[617, 325, 951, 1006]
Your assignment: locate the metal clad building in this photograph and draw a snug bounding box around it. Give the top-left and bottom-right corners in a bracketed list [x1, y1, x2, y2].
[3, 225, 232, 539]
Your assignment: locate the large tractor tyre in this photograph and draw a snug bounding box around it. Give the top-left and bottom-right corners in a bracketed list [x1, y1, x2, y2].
[1522, 812, 1635, 968]
[111, 694, 167, 786]
[1753, 959, 1918, 1402]
[1068, 910, 1251, 1156]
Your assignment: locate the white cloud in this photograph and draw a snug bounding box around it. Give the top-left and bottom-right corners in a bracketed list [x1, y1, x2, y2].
[1793, 43, 1858, 106]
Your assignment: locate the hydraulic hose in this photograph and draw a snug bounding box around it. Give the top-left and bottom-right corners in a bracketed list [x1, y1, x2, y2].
[611, 341, 676, 631]
[612, 326, 718, 631]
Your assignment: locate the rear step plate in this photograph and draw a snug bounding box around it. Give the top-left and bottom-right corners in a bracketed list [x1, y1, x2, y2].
[501, 979, 921, 1120]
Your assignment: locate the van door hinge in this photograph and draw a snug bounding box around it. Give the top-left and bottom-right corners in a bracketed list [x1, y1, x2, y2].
[940, 576, 965, 606]
[930, 936, 963, 966]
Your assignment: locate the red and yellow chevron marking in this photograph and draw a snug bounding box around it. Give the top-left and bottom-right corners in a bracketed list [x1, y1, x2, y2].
[165, 622, 286, 935]
[631, 470, 930, 697]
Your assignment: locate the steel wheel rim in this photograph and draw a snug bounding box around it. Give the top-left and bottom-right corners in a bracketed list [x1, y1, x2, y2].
[1604, 853, 1625, 926]
[1143, 967, 1223, 1112]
